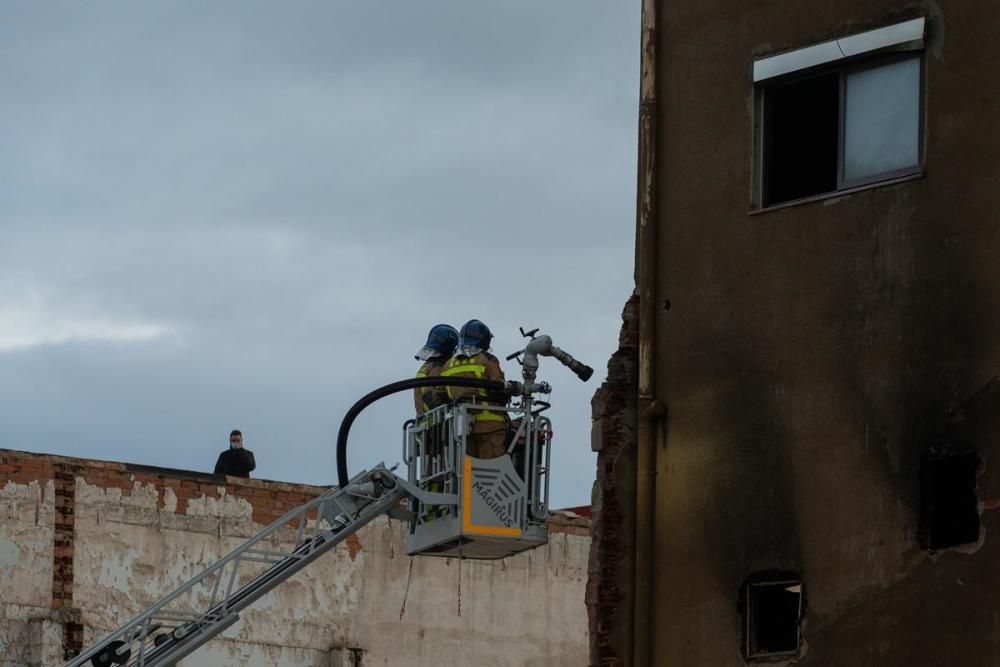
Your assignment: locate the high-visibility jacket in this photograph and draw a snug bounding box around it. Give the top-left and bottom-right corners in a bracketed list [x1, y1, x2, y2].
[442, 351, 508, 427]
[414, 358, 449, 416]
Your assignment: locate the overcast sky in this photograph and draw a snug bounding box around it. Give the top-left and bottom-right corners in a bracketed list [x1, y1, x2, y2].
[1, 2, 638, 508]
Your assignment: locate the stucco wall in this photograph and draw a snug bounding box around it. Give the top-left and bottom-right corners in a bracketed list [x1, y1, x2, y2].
[0, 449, 589, 667]
[0, 459, 58, 667]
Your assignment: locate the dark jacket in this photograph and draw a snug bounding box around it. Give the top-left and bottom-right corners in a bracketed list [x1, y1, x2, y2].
[214, 448, 256, 478]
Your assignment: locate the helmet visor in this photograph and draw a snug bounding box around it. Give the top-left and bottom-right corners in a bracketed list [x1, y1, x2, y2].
[415, 345, 442, 361]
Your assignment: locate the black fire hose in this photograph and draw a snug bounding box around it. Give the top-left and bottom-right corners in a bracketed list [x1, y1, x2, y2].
[336, 376, 508, 488]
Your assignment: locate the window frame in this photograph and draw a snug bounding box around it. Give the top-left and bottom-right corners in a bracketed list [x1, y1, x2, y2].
[753, 48, 925, 210]
[743, 577, 804, 660]
[836, 52, 925, 191]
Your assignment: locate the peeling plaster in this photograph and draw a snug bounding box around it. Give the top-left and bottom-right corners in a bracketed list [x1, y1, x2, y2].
[0, 533, 20, 567]
[3, 463, 589, 666]
[0, 479, 55, 611]
[186, 487, 253, 519]
[163, 487, 177, 513]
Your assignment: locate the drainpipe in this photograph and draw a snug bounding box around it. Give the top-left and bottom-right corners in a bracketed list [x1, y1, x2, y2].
[633, 0, 659, 664]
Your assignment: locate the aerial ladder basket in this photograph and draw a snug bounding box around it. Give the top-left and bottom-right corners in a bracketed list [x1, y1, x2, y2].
[403, 398, 554, 560]
[66, 329, 591, 667]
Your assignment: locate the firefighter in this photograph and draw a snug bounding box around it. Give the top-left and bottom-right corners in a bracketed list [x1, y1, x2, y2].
[414, 324, 460, 416]
[444, 319, 509, 459]
[415, 324, 459, 522]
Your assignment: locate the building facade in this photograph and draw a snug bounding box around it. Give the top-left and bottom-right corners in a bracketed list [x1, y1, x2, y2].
[0, 449, 589, 667]
[590, 1, 1000, 665]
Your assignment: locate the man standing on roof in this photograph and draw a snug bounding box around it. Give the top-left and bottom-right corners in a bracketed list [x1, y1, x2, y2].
[444, 320, 509, 459]
[414, 324, 460, 416]
[214, 429, 257, 478]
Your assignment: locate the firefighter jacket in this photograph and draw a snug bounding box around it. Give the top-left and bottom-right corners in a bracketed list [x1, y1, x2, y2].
[414, 357, 450, 416]
[442, 351, 508, 432]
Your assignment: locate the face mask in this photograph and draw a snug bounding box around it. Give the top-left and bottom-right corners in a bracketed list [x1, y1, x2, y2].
[230, 441, 240, 449]
[415, 346, 440, 362]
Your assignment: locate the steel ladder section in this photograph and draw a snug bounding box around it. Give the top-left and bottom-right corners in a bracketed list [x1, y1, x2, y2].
[64, 465, 407, 667]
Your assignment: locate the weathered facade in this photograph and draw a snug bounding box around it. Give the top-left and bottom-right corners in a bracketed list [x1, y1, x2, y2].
[587, 295, 639, 667]
[0, 449, 589, 667]
[592, 0, 1000, 664]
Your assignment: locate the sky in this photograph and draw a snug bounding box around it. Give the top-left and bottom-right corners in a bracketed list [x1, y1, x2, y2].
[1, 2, 639, 508]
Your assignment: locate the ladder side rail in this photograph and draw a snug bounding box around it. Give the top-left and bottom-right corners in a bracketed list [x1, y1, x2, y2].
[519, 405, 533, 530]
[405, 417, 426, 527]
[172, 480, 380, 621]
[402, 418, 416, 469]
[125, 482, 408, 667]
[529, 415, 553, 520]
[66, 494, 326, 666]
[407, 404, 459, 530]
[541, 416, 552, 515]
[446, 413, 458, 505]
[506, 404, 531, 511]
[65, 468, 377, 667]
[129, 615, 240, 667]
[452, 403, 469, 507]
[417, 404, 452, 483]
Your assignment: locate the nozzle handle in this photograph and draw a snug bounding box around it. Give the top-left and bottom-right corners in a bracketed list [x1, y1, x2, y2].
[549, 346, 594, 382]
[567, 358, 594, 382]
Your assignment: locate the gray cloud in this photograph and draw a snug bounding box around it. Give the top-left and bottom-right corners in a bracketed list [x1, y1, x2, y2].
[1, 1, 638, 507]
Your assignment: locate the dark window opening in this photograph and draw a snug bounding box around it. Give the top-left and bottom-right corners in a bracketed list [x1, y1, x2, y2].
[742, 573, 803, 660]
[764, 73, 840, 205]
[921, 448, 980, 550]
[756, 53, 923, 208]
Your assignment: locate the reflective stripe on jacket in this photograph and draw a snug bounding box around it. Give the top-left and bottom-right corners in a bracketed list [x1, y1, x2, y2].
[443, 352, 507, 423]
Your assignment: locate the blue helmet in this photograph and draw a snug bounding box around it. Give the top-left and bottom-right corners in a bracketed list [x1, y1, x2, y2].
[415, 324, 459, 361]
[458, 319, 492, 355]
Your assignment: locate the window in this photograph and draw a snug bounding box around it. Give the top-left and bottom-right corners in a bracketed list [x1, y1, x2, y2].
[754, 18, 926, 207]
[741, 573, 803, 660]
[920, 448, 980, 550]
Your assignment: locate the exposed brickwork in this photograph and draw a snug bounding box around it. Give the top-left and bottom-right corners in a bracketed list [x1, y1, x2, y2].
[0, 449, 56, 485]
[2, 450, 590, 541]
[53, 462, 84, 659]
[587, 293, 639, 667]
[548, 510, 592, 536]
[52, 463, 79, 611]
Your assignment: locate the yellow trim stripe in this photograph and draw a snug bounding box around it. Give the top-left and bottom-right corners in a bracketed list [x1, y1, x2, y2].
[462, 456, 522, 537]
[442, 364, 486, 377]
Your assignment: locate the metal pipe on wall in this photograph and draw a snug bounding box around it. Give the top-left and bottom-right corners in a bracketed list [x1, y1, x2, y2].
[633, 0, 659, 663]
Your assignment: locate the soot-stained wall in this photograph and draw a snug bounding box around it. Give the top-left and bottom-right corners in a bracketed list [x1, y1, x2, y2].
[599, 0, 1000, 664]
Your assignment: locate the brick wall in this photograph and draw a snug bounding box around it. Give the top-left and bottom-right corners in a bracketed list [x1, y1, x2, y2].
[587, 293, 639, 667]
[0, 448, 590, 666]
[52, 462, 83, 658]
[0, 449, 333, 662]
